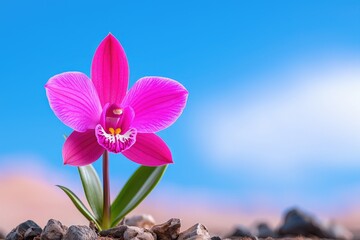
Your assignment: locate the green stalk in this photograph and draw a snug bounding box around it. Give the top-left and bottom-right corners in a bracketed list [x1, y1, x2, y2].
[102, 151, 111, 229]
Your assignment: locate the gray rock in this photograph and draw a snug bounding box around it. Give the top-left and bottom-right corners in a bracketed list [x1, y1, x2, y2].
[100, 225, 128, 238]
[40, 219, 68, 240]
[353, 230, 360, 240]
[256, 223, 276, 238]
[63, 225, 97, 240]
[277, 208, 332, 238]
[24, 227, 42, 240]
[228, 238, 253, 240]
[124, 215, 156, 229]
[227, 225, 256, 240]
[123, 226, 156, 240]
[178, 224, 210, 240]
[100, 225, 156, 240]
[6, 220, 42, 240]
[151, 218, 181, 240]
[326, 222, 354, 240]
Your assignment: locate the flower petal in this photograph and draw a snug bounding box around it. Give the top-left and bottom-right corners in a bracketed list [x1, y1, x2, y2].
[45, 72, 102, 132]
[116, 106, 135, 133]
[100, 104, 135, 133]
[122, 77, 188, 133]
[91, 34, 129, 106]
[122, 133, 173, 166]
[63, 130, 104, 166]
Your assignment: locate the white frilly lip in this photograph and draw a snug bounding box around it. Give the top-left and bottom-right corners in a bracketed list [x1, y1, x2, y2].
[95, 124, 137, 153]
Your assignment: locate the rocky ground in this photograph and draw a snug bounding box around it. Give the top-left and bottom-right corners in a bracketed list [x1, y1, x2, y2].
[2, 208, 357, 240]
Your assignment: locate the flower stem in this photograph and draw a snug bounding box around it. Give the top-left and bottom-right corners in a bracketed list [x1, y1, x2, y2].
[102, 151, 111, 229]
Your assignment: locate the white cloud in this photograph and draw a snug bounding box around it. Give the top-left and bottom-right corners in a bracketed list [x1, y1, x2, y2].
[194, 59, 360, 173]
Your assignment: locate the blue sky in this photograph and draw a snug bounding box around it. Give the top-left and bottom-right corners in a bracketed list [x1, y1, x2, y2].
[1, 1, 360, 214]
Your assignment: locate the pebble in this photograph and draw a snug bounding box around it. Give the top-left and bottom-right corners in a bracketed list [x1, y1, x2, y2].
[210, 237, 221, 240]
[177, 223, 210, 240]
[24, 226, 42, 240]
[6, 220, 42, 240]
[100, 225, 156, 240]
[123, 226, 156, 240]
[277, 208, 331, 238]
[100, 225, 128, 238]
[326, 222, 354, 240]
[40, 219, 68, 240]
[227, 225, 256, 240]
[151, 218, 181, 240]
[124, 215, 156, 229]
[63, 225, 97, 240]
[256, 223, 276, 238]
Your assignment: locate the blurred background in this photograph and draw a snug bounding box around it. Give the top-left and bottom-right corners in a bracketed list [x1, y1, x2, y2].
[0, 0, 359, 236]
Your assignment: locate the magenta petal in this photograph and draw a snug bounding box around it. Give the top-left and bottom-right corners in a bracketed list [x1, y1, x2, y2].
[122, 77, 188, 133]
[63, 130, 104, 166]
[122, 133, 173, 166]
[116, 106, 135, 132]
[91, 34, 129, 107]
[45, 72, 102, 132]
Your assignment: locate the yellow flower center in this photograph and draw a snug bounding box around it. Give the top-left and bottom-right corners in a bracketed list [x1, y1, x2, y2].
[109, 127, 122, 135]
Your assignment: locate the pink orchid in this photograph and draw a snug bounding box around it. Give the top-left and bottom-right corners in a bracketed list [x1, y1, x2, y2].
[45, 34, 188, 167]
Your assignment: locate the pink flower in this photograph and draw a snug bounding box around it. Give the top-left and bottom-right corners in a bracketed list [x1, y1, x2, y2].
[45, 34, 188, 166]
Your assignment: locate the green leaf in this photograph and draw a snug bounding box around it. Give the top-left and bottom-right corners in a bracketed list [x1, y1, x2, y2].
[110, 165, 167, 227]
[57, 185, 101, 230]
[78, 165, 103, 221]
